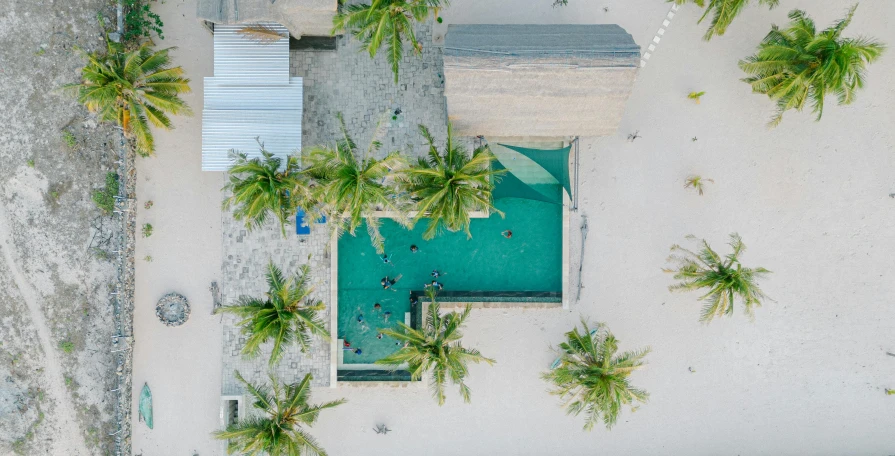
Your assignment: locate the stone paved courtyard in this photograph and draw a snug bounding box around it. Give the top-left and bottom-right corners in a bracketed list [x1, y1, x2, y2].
[221, 22, 451, 392]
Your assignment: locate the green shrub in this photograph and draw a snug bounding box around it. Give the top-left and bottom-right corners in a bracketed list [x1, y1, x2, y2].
[59, 340, 75, 354]
[122, 0, 164, 43]
[142, 223, 153, 238]
[92, 172, 120, 214]
[62, 130, 77, 148]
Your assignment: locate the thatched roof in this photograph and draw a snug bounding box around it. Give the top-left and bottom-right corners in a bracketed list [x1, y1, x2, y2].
[443, 24, 640, 138]
[196, 0, 336, 38]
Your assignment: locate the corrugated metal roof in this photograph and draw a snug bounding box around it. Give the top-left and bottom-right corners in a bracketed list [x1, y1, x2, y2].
[204, 78, 303, 110]
[212, 23, 290, 83]
[202, 22, 302, 171]
[201, 109, 302, 171]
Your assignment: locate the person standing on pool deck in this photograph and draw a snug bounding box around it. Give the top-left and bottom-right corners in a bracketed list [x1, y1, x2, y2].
[502, 230, 513, 239]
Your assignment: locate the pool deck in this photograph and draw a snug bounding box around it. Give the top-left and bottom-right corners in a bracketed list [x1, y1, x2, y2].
[221, 20, 576, 393]
[329, 190, 572, 387]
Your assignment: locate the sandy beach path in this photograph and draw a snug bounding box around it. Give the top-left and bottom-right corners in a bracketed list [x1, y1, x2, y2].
[0, 200, 89, 456]
[130, 0, 222, 454]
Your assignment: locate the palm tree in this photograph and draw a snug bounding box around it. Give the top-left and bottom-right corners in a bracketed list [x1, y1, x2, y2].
[64, 40, 191, 156]
[664, 233, 771, 322]
[332, 0, 447, 83]
[214, 371, 344, 456]
[739, 5, 886, 127]
[302, 113, 407, 253]
[684, 175, 713, 195]
[217, 261, 330, 366]
[542, 320, 650, 431]
[377, 289, 495, 405]
[401, 124, 504, 240]
[670, 0, 779, 41]
[223, 145, 310, 237]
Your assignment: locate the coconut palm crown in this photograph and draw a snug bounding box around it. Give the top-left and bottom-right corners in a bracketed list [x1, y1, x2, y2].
[223, 145, 310, 237]
[302, 113, 407, 253]
[64, 39, 191, 156]
[213, 371, 345, 456]
[402, 124, 504, 240]
[664, 233, 771, 322]
[332, 0, 447, 83]
[670, 0, 779, 40]
[217, 261, 329, 367]
[739, 5, 885, 127]
[542, 320, 650, 431]
[377, 289, 495, 405]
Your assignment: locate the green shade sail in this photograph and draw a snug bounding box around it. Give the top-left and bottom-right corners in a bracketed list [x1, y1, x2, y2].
[491, 143, 572, 205]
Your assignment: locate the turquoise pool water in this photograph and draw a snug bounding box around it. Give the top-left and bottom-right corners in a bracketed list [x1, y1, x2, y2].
[337, 186, 563, 364]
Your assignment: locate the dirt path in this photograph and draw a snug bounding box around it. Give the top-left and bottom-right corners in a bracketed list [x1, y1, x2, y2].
[0, 200, 89, 456]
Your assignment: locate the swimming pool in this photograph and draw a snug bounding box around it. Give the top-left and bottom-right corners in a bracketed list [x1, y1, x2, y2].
[336, 186, 563, 364]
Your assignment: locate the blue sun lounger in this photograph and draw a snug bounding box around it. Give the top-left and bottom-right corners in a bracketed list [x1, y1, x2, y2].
[296, 210, 326, 236]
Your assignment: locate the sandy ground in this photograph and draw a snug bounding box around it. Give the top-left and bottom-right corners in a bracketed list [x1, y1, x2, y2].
[307, 1, 895, 455]
[0, 1, 125, 454]
[130, 0, 895, 454]
[130, 0, 222, 455]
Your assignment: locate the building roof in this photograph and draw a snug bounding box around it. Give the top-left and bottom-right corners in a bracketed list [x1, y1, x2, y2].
[196, 0, 336, 38]
[201, 24, 302, 171]
[443, 24, 641, 138]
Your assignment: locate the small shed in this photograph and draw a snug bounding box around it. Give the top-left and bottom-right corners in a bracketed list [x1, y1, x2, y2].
[196, 0, 336, 38]
[443, 24, 640, 138]
[201, 23, 303, 171]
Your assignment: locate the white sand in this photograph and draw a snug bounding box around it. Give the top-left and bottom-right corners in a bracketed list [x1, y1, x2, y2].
[309, 0, 895, 454]
[130, 0, 222, 454]
[134, 0, 895, 454]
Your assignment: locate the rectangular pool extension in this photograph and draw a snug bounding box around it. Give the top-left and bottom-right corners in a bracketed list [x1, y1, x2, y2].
[336, 186, 563, 367]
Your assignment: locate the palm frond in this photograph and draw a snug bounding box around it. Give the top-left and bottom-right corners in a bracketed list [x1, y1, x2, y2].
[213, 372, 344, 456]
[237, 24, 287, 43]
[665, 233, 771, 322]
[739, 4, 885, 127]
[543, 320, 649, 430]
[376, 294, 492, 405]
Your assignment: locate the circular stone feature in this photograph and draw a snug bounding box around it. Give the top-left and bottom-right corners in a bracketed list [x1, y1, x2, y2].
[156, 293, 190, 327]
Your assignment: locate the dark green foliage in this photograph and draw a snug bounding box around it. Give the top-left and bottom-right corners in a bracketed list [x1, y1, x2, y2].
[377, 289, 495, 405]
[542, 320, 650, 430]
[216, 262, 330, 367]
[123, 0, 164, 43]
[92, 172, 119, 214]
[401, 124, 504, 240]
[332, 0, 447, 83]
[665, 233, 771, 322]
[739, 5, 885, 127]
[213, 372, 344, 456]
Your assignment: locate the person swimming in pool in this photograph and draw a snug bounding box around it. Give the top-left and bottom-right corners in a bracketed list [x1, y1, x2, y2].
[354, 348, 362, 355]
[377, 333, 383, 340]
[343, 340, 351, 349]
[410, 245, 419, 253]
[501, 229, 513, 239]
[357, 314, 364, 323]
[382, 274, 402, 291]
[425, 280, 443, 290]
[374, 303, 381, 310]
[383, 311, 392, 322]
[381, 254, 393, 266]
[431, 269, 441, 278]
